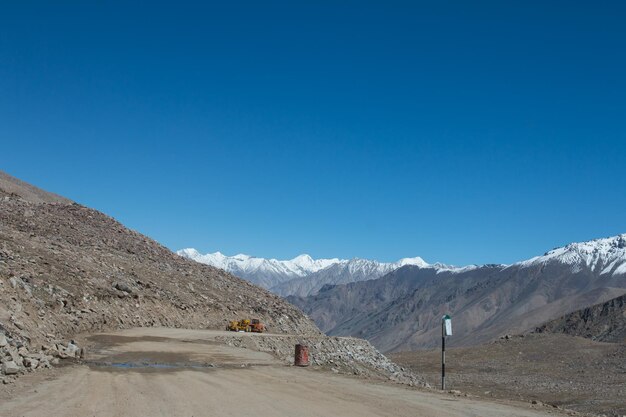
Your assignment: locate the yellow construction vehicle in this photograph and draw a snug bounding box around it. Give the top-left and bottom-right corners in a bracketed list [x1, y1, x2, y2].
[227, 319, 248, 331]
[227, 318, 265, 333]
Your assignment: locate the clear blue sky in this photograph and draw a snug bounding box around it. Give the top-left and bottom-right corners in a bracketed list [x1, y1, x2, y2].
[1, 2, 625, 265]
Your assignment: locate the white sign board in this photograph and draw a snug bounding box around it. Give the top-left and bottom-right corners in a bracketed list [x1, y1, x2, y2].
[442, 315, 452, 336]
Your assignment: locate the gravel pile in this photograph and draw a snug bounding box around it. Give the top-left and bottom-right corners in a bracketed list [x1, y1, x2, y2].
[214, 333, 428, 387]
[0, 330, 84, 384]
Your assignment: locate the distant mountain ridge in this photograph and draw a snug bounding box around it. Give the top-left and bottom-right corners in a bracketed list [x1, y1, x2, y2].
[289, 234, 626, 352]
[517, 234, 626, 275]
[176, 249, 342, 289]
[176, 249, 458, 296]
[273, 258, 483, 297]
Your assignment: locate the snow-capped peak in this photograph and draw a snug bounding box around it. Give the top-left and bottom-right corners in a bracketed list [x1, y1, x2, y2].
[515, 233, 626, 275]
[178, 248, 200, 257]
[396, 256, 429, 268]
[290, 254, 315, 268]
[287, 254, 343, 273]
[291, 254, 313, 262]
[176, 249, 346, 284]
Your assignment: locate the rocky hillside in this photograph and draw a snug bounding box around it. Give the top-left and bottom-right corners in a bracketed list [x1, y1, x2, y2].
[291, 235, 626, 352]
[289, 264, 507, 350]
[0, 171, 71, 205]
[535, 293, 626, 342]
[0, 170, 320, 362]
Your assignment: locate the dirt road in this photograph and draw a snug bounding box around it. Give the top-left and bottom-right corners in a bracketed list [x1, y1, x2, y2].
[0, 328, 564, 417]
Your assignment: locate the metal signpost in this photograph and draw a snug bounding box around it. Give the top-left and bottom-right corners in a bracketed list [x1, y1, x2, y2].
[441, 314, 452, 390]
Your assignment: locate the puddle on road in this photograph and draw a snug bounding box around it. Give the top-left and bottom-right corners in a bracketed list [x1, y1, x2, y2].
[87, 334, 223, 347]
[83, 333, 277, 373]
[87, 360, 218, 372]
[87, 359, 271, 373]
[85, 350, 272, 373]
[88, 334, 181, 346]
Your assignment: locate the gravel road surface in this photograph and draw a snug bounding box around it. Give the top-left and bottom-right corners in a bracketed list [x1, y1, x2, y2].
[0, 328, 566, 417]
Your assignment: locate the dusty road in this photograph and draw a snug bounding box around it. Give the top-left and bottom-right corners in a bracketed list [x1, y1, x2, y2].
[0, 328, 564, 417]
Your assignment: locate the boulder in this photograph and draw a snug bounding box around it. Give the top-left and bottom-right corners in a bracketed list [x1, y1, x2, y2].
[113, 282, 133, 294]
[23, 357, 39, 369]
[7, 348, 23, 366]
[0, 334, 7, 347]
[55, 344, 69, 359]
[2, 361, 20, 375]
[66, 342, 80, 357]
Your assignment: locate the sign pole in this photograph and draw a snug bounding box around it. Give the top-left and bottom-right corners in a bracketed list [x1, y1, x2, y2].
[441, 314, 451, 390]
[441, 320, 446, 390]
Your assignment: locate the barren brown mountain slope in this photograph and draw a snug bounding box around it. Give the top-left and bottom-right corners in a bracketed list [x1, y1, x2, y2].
[535, 293, 626, 343]
[0, 170, 319, 354]
[291, 244, 626, 352]
[0, 171, 72, 205]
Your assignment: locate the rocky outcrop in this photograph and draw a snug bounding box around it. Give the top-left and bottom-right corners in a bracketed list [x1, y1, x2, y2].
[535, 294, 626, 342]
[0, 331, 85, 382]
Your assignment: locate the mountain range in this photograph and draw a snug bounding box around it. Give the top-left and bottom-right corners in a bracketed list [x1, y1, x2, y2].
[176, 248, 463, 296]
[288, 234, 626, 352]
[176, 249, 342, 290]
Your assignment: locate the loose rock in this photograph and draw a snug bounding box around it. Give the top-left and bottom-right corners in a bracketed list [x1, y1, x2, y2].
[2, 361, 20, 375]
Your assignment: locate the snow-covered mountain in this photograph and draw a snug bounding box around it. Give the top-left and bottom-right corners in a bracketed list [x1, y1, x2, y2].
[515, 234, 626, 275]
[176, 249, 441, 295]
[290, 233, 626, 352]
[271, 257, 432, 297]
[176, 249, 341, 289]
